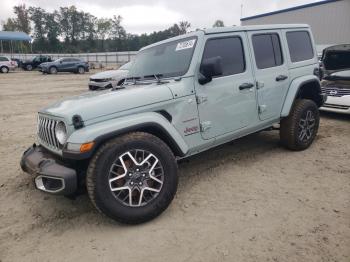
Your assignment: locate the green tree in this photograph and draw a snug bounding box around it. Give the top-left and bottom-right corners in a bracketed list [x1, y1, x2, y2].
[13, 4, 31, 33]
[96, 18, 112, 50]
[28, 7, 47, 42]
[3, 4, 196, 53]
[213, 20, 225, 27]
[1, 18, 17, 31]
[45, 11, 61, 51]
[178, 21, 191, 34]
[58, 6, 84, 43]
[111, 15, 126, 39]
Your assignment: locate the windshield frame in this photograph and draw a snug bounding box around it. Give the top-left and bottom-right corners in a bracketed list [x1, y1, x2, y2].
[128, 36, 198, 80]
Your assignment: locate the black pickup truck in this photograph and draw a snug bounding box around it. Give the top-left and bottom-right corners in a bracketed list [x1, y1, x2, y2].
[21, 55, 52, 71]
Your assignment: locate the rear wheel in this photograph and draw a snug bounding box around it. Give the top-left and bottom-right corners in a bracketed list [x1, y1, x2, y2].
[280, 99, 319, 151]
[26, 64, 33, 71]
[86, 132, 178, 224]
[0, 66, 9, 73]
[77, 66, 85, 74]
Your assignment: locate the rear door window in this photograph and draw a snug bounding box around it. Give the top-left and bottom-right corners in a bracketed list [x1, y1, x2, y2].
[286, 31, 314, 62]
[252, 33, 283, 69]
[0, 57, 9, 61]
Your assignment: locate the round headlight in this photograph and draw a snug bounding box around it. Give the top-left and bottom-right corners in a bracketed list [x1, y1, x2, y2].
[55, 121, 67, 145]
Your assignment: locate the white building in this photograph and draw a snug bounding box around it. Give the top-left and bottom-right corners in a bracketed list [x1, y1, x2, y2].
[241, 0, 350, 49]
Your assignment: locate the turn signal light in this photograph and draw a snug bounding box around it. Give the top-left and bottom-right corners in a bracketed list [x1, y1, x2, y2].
[80, 142, 95, 153]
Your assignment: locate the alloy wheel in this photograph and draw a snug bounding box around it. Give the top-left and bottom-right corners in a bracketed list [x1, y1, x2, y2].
[298, 110, 316, 142]
[1, 67, 9, 73]
[108, 149, 164, 207]
[50, 67, 57, 74]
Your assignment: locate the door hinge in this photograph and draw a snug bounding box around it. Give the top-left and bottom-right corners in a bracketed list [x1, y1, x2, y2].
[256, 81, 264, 89]
[258, 105, 267, 114]
[200, 121, 212, 132]
[196, 95, 208, 104]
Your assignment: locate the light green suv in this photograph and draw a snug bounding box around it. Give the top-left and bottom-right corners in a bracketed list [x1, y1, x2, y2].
[21, 24, 326, 224]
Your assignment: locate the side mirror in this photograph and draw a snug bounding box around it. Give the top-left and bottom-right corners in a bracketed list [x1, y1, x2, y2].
[60, 61, 63, 64]
[198, 56, 223, 85]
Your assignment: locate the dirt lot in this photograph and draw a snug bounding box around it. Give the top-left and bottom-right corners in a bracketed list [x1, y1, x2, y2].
[0, 70, 349, 262]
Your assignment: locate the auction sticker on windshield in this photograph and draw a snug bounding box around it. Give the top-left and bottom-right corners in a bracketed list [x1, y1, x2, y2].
[176, 39, 196, 51]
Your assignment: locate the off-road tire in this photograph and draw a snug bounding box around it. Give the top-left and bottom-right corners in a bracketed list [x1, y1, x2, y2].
[0, 66, 9, 73]
[280, 99, 319, 151]
[86, 132, 178, 224]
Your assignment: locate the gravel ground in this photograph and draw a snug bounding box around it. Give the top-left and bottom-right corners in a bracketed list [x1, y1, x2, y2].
[0, 70, 349, 262]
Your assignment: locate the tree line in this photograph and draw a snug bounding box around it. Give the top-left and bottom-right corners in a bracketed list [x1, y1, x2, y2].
[1, 5, 225, 53]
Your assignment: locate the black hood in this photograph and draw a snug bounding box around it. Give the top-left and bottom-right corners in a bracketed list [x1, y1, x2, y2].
[322, 44, 350, 73]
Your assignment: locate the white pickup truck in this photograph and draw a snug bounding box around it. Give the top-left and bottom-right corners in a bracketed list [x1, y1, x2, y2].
[0, 56, 17, 73]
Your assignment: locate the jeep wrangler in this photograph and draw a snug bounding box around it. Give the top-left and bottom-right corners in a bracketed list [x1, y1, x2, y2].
[21, 24, 326, 224]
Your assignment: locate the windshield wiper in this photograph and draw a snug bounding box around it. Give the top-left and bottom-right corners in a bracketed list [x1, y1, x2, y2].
[143, 74, 169, 84]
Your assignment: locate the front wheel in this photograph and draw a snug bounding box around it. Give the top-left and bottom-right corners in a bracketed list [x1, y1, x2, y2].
[26, 64, 33, 71]
[1, 66, 9, 73]
[86, 132, 178, 224]
[49, 66, 57, 74]
[280, 99, 320, 151]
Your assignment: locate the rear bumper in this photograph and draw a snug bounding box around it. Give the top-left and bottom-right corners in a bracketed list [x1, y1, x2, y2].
[20, 144, 77, 195]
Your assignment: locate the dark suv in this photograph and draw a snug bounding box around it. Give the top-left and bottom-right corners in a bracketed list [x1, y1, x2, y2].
[39, 58, 89, 74]
[21, 55, 52, 71]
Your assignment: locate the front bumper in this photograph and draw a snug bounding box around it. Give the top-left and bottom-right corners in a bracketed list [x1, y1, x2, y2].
[320, 95, 350, 114]
[20, 144, 77, 195]
[88, 80, 116, 90]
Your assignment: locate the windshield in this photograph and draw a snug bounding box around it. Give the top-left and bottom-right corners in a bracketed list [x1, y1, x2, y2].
[128, 37, 197, 79]
[54, 58, 62, 63]
[119, 61, 132, 71]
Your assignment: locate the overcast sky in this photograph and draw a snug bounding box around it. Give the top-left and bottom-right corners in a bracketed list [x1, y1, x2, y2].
[1, 0, 321, 34]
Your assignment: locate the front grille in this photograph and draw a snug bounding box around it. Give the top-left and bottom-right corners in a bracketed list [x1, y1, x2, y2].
[90, 78, 107, 83]
[323, 103, 350, 110]
[321, 86, 350, 97]
[37, 116, 61, 150]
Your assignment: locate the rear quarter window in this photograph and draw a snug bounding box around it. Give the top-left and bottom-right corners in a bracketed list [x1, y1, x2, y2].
[286, 31, 314, 62]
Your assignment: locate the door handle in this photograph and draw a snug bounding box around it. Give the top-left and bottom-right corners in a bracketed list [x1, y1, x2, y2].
[239, 83, 254, 90]
[276, 75, 288, 81]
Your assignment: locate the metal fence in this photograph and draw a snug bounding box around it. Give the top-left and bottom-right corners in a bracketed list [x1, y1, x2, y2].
[0, 51, 138, 67]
